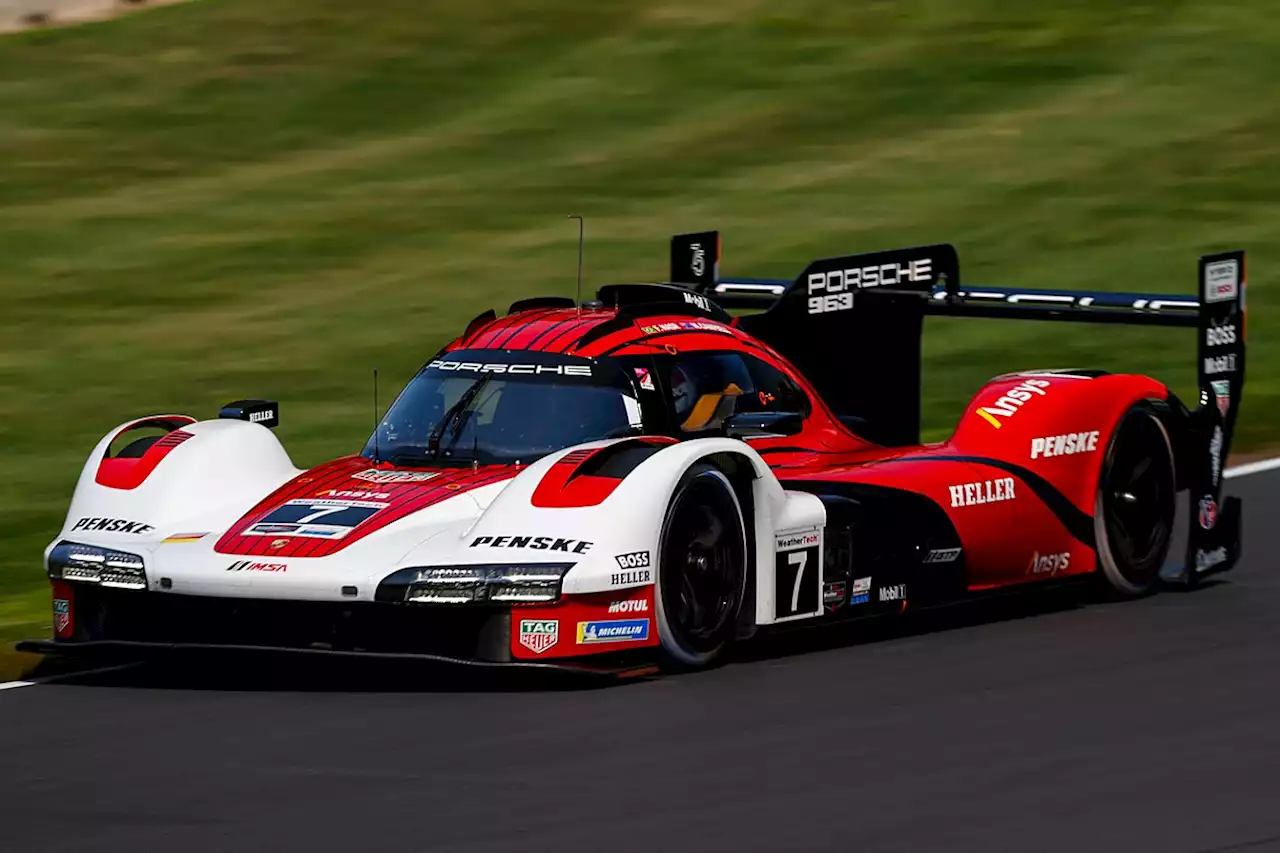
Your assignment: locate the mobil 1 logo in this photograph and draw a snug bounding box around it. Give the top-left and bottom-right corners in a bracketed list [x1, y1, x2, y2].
[773, 529, 822, 620]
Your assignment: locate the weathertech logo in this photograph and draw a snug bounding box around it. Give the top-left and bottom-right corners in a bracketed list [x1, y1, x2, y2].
[1030, 430, 1099, 460]
[950, 478, 1015, 508]
[975, 379, 1052, 429]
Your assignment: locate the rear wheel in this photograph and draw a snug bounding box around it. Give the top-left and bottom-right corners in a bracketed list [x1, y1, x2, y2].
[654, 464, 748, 670]
[1095, 402, 1176, 597]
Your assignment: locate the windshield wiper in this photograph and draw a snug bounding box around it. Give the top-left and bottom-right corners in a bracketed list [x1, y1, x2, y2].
[425, 374, 492, 460]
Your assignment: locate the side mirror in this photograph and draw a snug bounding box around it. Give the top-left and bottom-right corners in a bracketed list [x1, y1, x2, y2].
[725, 411, 804, 439]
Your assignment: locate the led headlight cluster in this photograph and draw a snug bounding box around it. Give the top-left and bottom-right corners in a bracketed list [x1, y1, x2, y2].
[375, 564, 573, 605]
[47, 541, 148, 590]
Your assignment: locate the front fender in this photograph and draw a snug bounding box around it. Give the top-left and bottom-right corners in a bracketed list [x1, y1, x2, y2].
[461, 437, 825, 606]
[56, 418, 301, 559]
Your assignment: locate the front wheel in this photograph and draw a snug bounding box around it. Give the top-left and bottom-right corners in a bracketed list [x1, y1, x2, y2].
[1095, 402, 1177, 597]
[654, 464, 748, 670]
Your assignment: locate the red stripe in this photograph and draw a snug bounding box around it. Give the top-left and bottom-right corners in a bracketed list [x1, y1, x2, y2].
[214, 460, 518, 558]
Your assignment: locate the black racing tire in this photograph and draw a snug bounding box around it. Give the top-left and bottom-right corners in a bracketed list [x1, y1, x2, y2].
[654, 464, 749, 670]
[1094, 402, 1177, 597]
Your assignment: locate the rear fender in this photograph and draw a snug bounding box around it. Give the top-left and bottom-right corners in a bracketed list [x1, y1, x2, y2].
[949, 372, 1172, 515]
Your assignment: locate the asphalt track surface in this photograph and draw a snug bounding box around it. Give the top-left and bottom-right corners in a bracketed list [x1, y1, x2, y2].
[2, 472, 1279, 853]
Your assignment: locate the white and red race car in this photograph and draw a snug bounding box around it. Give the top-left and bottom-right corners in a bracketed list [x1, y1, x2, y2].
[23, 234, 1245, 674]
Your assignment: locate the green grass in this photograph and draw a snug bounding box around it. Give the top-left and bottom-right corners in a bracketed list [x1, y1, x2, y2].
[1, 0, 1277, 662]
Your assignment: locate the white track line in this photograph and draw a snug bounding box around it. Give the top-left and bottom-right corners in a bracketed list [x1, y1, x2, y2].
[1, 456, 1277, 692]
[1225, 456, 1280, 479]
[0, 662, 139, 693]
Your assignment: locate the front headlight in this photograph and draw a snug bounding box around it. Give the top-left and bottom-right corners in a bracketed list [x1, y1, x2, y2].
[375, 564, 573, 605]
[48, 541, 148, 590]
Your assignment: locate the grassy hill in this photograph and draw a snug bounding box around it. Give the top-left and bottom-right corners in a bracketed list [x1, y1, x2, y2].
[1, 0, 1276, 668]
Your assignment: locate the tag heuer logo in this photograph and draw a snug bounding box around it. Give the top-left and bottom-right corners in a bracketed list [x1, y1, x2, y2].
[518, 619, 558, 655]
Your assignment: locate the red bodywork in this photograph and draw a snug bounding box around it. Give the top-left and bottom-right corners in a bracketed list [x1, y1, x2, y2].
[447, 305, 1167, 659]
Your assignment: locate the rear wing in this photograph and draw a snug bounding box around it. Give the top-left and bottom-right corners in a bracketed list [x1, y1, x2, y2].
[669, 233, 1246, 584]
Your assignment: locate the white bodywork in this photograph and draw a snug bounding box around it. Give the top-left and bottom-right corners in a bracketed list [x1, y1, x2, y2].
[50, 418, 828, 627]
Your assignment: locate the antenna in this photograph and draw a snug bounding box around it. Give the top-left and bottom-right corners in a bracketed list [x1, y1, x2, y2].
[373, 368, 380, 463]
[568, 214, 584, 316]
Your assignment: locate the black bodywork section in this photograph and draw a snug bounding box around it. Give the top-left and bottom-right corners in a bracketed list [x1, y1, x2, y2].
[791, 481, 967, 616]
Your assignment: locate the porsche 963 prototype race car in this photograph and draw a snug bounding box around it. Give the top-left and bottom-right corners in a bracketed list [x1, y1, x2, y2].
[22, 234, 1247, 673]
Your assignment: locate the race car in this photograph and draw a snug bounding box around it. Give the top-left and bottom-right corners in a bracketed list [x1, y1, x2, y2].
[21, 233, 1247, 673]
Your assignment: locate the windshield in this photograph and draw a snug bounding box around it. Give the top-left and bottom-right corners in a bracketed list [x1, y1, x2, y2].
[362, 353, 646, 466]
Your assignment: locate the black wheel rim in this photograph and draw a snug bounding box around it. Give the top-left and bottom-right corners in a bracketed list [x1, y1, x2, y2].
[660, 473, 745, 657]
[1102, 412, 1175, 586]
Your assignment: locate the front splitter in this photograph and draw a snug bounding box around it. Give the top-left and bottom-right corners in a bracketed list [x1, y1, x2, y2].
[16, 638, 659, 680]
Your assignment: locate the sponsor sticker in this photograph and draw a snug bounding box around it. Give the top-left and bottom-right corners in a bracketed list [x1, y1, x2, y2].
[683, 291, 713, 312]
[878, 584, 906, 603]
[924, 547, 962, 564]
[1206, 321, 1237, 348]
[1210, 425, 1224, 487]
[226, 561, 287, 573]
[850, 576, 872, 606]
[608, 598, 649, 614]
[471, 535, 593, 554]
[428, 360, 592, 377]
[633, 368, 656, 391]
[949, 478, 1016, 508]
[614, 551, 651, 570]
[974, 379, 1052, 429]
[1198, 496, 1218, 530]
[806, 259, 934, 315]
[1212, 379, 1231, 419]
[1204, 354, 1238, 375]
[71, 518, 154, 535]
[162, 532, 207, 544]
[244, 499, 385, 540]
[576, 619, 650, 644]
[1204, 259, 1239, 303]
[1028, 551, 1070, 576]
[776, 531, 821, 550]
[519, 619, 559, 655]
[823, 581, 847, 612]
[1195, 546, 1228, 573]
[53, 598, 71, 635]
[609, 569, 652, 587]
[352, 469, 438, 484]
[323, 489, 391, 500]
[774, 528, 822, 619]
[1030, 430, 1099, 460]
